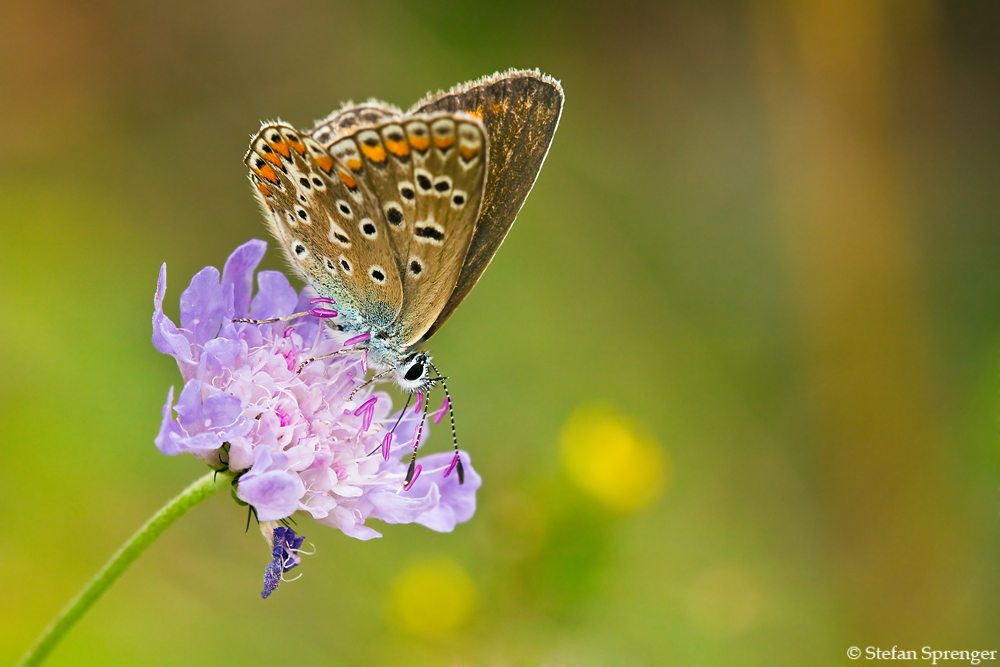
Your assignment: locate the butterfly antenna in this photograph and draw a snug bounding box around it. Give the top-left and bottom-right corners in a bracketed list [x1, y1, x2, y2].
[404, 395, 430, 490]
[428, 362, 464, 484]
[366, 392, 414, 457]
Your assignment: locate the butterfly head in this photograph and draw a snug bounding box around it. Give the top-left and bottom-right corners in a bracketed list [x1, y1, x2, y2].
[395, 351, 435, 394]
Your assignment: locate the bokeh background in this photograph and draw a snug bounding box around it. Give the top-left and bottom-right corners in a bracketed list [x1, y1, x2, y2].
[2, 1, 1000, 664]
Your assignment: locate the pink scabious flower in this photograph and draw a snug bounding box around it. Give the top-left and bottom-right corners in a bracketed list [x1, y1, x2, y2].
[151, 240, 481, 547]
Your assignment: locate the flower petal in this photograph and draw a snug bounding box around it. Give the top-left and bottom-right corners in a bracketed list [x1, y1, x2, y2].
[221, 239, 267, 319]
[180, 266, 224, 346]
[251, 271, 298, 321]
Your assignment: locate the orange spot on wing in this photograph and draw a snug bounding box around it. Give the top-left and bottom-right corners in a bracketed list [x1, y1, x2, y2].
[409, 136, 430, 151]
[433, 136, 454, 150]
[314, 155, 333, 173]
[360, 144, 386, 163]
[256, 181, 272, 196]
[258, 164, 279, 183]
[346, 158, 362, 172]
[263, 152, 283, 167]
[269, 141, 290, 158]
[287, 138, 306, 155]
[385, 139, 410, 157]
[459, 146, 478, 160]
[467, 109, 484, 119]
[338, 169, 357, 189]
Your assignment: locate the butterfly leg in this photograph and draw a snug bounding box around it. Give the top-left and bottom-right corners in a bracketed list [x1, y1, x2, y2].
[348, 369, 394, 400]
[296, 349, 351, 374]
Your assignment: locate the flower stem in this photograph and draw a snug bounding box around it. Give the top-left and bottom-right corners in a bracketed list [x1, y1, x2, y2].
[17, 470, 232, 667]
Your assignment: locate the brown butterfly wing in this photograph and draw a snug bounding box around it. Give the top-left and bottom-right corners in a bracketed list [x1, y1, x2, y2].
[409, 69, 564, 341]
[246, 122, 403, 328]
[322, 113, 488, 346]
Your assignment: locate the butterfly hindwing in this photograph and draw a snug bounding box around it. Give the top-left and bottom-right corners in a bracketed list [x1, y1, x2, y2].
[410, 69, 564, 341]
[246, 122, 403, 328]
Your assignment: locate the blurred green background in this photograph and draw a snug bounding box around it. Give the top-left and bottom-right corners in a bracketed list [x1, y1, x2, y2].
[3, 1, 1000, 664]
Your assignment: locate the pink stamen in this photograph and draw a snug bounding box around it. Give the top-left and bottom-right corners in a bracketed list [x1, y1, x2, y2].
[353, 396, 377, 432]
[433, 396, 450, 424]
[381, 432, 392, 461]
[334, 467, 347, 481]
[310, 297, 335, 305]
[276, 408, 292, 427]
[344, 333, 371, 347]
[443, 452, 460, 479]
[403, 464, 422, 491]
[414, 391, 425, 414]
[308, 308, 338, 318]
[283, 327, 295, 339]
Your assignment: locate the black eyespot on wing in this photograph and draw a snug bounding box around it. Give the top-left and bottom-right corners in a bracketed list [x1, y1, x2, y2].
[339, 202, 351, 215]
[362, 222, 376, 235]
[415, 226, 445, 241]
[410, 260, 422, 275]
[255, 158, 265, 169]
[386, 206, 403, 225]
[261, 145, 273, 154]
[417, 174, 432, 191]
[371, 268, 385, 282]
[326, 258, 334, 269]
[341, 259, 351, 271]
[452, 194, 465, 205]
[312, 177, 323, 187]
[434, 180, 450, 192]
[401, 187, 415, 200]
[404, 361, 424, 381]
[333, 232, 350, 244]
[299, 177, 311, 188]
[270, 133, 281, 142]
[297, 209, 308, 220]
[294, 243, 306, 255]
[363, 136, 378, 147]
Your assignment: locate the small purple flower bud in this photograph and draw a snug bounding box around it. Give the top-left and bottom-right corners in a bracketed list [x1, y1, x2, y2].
[262, 526, 306, 599]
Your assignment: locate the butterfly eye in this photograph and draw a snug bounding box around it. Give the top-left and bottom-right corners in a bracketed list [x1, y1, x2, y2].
[403, 361, 424, 382]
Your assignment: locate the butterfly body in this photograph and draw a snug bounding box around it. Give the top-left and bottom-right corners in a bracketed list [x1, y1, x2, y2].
[245, 70, 563, 394]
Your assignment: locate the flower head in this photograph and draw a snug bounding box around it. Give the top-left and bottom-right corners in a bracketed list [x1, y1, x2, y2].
[152, 240, 481, 550]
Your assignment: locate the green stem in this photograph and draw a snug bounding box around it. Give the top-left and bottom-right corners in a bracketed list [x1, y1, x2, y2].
[17, 470, 232, 667]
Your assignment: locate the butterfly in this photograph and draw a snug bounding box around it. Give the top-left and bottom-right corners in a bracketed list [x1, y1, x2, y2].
[240, 69, 563, 483]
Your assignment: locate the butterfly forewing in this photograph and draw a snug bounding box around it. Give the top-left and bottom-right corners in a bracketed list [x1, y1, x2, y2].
[409, 69, 563, 341]
[246, 122, 403, 328]
[321, 112, 489, 345]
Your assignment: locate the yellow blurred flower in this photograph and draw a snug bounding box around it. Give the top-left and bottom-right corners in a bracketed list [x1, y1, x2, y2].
[389, 557, 477, 636]
[560, 403, 669, 512]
